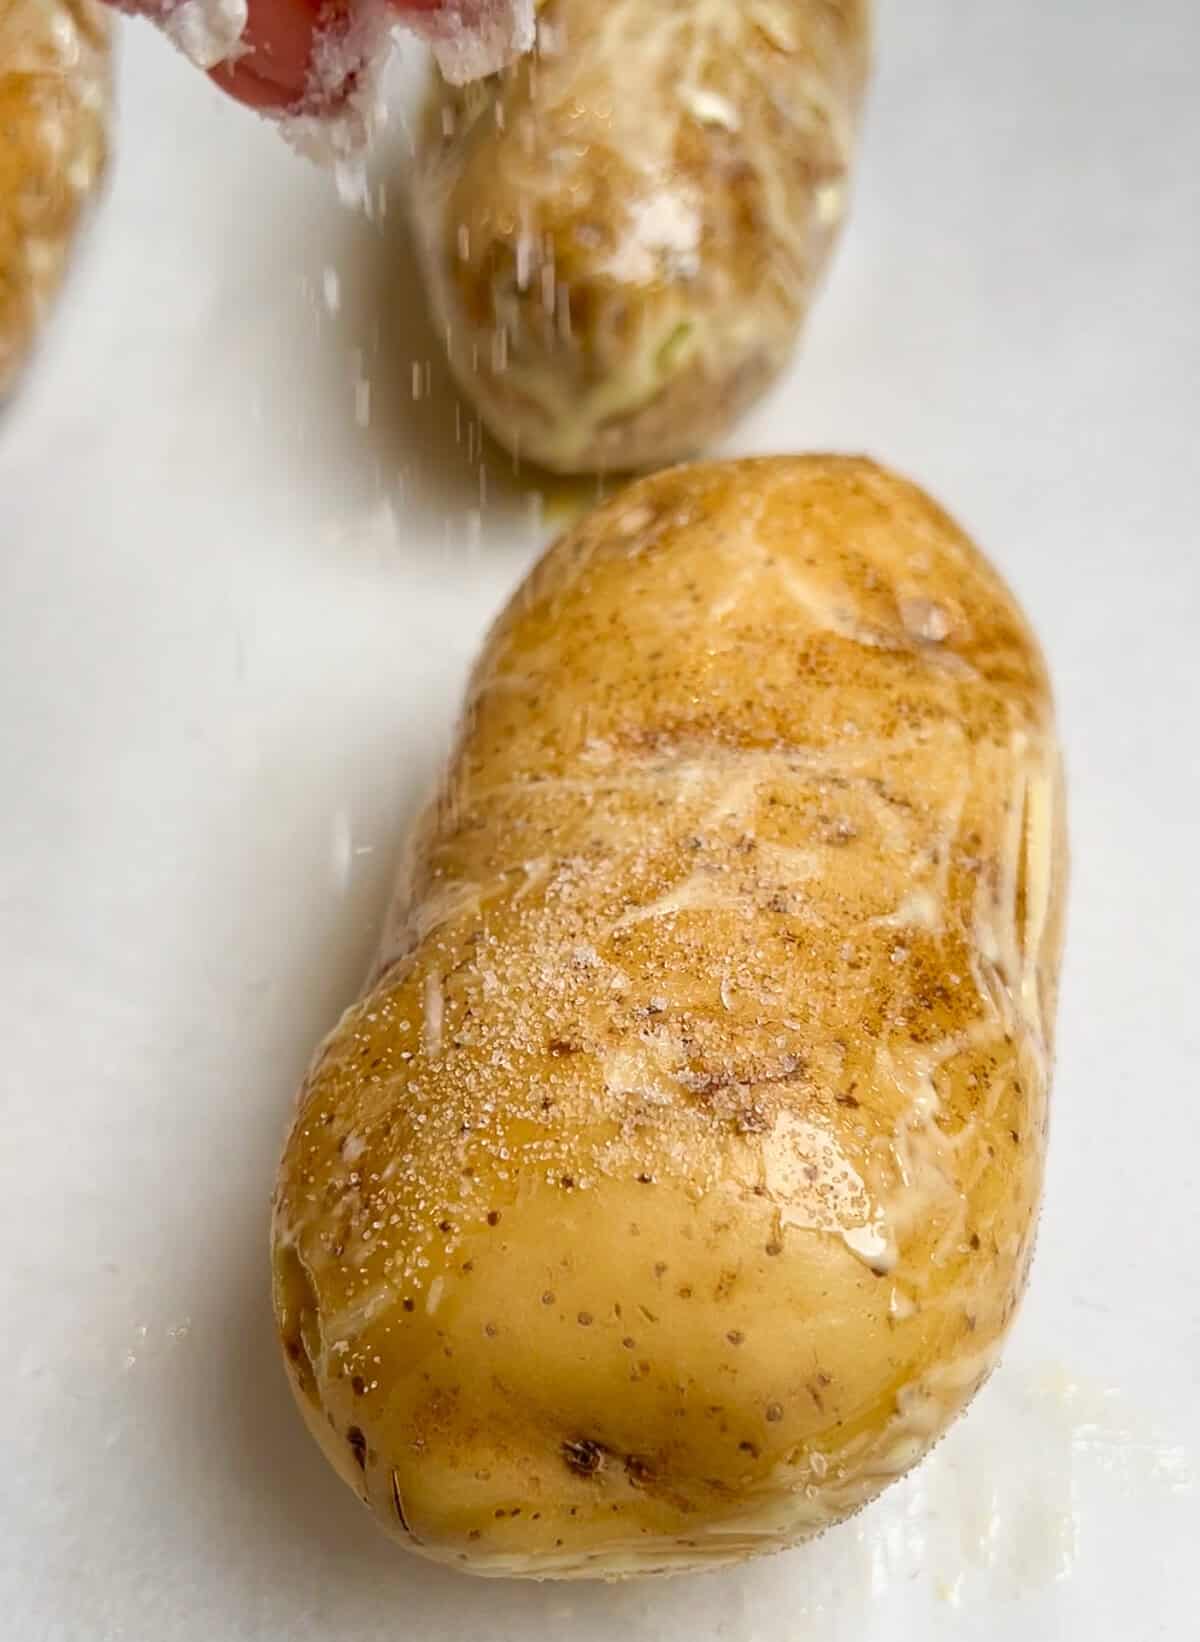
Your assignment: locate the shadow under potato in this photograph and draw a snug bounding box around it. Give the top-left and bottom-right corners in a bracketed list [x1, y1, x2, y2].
[291, 154, 619, 533]
[292, 163, 555, 525]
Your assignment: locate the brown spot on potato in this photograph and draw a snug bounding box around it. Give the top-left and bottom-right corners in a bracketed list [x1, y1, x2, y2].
[346, 1426, 366, 1470]
[562, 1438, 608, 1477]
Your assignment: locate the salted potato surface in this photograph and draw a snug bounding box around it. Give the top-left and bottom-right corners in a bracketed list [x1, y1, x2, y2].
[0, 0, 110, 397]
[411, 0, 870, 474]
[273, 456, 1066, 1578]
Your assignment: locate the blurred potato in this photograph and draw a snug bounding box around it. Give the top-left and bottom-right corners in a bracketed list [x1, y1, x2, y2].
[0, 0, 110, 397]
[411, 0, 871, 473]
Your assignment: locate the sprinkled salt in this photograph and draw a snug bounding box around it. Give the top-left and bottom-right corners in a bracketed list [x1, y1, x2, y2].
[159, 0, 247, 71]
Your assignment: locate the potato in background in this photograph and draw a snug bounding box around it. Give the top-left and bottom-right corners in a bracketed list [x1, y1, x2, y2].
[412, 0, 871, 473]
[0, 0, 110, 397]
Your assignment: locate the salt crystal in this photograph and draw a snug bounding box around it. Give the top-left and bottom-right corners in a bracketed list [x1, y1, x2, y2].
[160, 0, 248, 71]
[407, 0, 535, 88]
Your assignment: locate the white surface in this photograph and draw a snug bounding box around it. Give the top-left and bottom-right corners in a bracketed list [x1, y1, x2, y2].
[2, 2, 1198, 1637]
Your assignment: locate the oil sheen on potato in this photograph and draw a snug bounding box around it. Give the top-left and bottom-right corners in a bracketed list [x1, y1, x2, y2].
[273, 456, 1066, 1578]
[411, 0, 871, 473]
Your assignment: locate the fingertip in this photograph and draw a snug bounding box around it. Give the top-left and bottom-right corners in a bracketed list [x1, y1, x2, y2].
[207, 0, 350, 113]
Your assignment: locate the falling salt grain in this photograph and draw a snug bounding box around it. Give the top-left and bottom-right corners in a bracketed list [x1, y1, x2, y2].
[515, 230, 535, 290]
[321, 266, 341, 314]
[332, 808, 353, 890]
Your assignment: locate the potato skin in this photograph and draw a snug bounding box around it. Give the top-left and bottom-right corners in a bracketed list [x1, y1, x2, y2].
[273, 456, 1066, 1578]
[0, 0, 110, 398]
[411, 0, 870, 474]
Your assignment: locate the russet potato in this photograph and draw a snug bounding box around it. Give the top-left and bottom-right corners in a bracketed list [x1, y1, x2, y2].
[0, 0, 110, 397]
[273, 456, 1066, 1577]
[412, 0, 871, 473]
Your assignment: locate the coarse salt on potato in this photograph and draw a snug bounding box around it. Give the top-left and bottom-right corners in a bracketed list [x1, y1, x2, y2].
[273, 455, 1066, 1578]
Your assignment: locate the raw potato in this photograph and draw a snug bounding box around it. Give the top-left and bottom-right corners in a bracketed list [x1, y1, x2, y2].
[0, 0, 110, 397]
[411, 0, 870, 474]
[273, 456, 1066, 1578]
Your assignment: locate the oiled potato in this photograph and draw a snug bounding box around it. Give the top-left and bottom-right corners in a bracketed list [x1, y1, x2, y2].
[273, 456, 1066, 1578]
[411, 0, 870, 473]
[0, 0, 110, 397]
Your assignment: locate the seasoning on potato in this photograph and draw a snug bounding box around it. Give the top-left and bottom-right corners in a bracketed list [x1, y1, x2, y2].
[411, 0, 872, 474]
[0, 0, 110, 398]
[272, 455, 1067, 1578]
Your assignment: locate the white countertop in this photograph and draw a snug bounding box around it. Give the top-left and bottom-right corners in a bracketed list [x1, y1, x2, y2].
[2, 2, 1197, 1636]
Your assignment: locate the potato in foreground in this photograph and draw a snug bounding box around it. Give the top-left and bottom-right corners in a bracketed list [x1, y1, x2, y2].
[272, 456, 1066, 1578]
[411, 0, 871, 473]
[0, 0, 110, 398]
